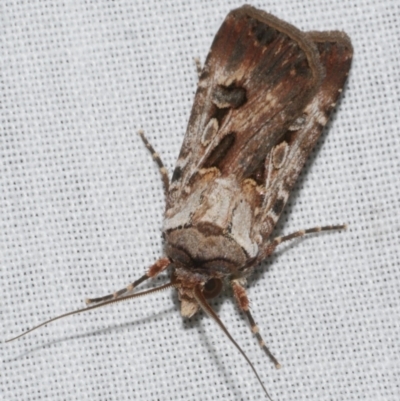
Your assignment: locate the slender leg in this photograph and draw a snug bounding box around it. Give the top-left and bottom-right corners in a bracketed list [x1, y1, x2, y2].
[231, 279, 281, 369]
[194, 57, 202, 79]
[262, 224, 347, 259]
[138, 130, 170, 196]
[85, 257, 170, 305]
[90, 131, 170, 305]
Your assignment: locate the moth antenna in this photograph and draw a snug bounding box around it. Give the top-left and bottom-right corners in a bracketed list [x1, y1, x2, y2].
[86, 257, 171, 304]
[193, 285, 273, 401]
[85, 273, 149, 304]
[6, 282, 174, 343]
[231, 280, 281, 369]
[244, 309, 281, 369]
[194, 57, 202, 78]
[273, 224, 347, 246]
[138, 130, 170, 195]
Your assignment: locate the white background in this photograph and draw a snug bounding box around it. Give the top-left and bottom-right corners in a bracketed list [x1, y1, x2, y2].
[1, 1, 399, 400]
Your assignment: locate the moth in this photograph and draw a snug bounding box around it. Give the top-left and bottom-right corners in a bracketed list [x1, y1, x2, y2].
[7, 5, 353, 399]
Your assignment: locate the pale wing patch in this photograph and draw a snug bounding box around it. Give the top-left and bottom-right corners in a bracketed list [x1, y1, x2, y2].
[288, 115, 307, 131]
[230, 199, 258, 258]
[305, 95, 329, 126]
[272, 141, 289, 169]
[193, 180, 235, 232]
[164, 184, 205, 230]
[201, 118, 219, 146]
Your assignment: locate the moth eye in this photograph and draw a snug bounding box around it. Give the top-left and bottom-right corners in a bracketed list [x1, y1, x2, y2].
[203, 278, 223, 299]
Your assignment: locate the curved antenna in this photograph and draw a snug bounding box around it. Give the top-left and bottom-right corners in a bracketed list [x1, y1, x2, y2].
[6, 282, 174, 343]
[193, 285, 273, 401]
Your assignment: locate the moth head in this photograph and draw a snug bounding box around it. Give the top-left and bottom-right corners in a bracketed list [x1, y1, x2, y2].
[164, 226, 247, 316]
[170, 264, 224, 317]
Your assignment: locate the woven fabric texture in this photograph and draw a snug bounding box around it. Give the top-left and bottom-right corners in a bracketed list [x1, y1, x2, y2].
[2, 1, 399, 400]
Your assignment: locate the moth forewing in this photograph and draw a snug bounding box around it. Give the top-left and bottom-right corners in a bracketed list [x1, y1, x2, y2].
[164, 5, 352, 309]
[7, 5, 352, 400]
[255, 31, 353, 263]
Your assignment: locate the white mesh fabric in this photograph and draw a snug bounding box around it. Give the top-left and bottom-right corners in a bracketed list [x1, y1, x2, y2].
[2, 1, 399, 400]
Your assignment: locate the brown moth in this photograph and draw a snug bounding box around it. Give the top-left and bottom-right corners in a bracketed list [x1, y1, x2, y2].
[7, 5, 353, 399]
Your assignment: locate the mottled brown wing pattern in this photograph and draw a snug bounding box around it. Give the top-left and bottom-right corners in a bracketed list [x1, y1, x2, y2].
[167, 6, 323, 210]
[255, 32, 353, 262]
[6, 6, 353, 399]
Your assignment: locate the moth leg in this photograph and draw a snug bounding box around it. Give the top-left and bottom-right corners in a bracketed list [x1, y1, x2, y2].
[138, 130, 169, 195]
[231, 279, 281, 369]
[194, 57, 202, 79]
[265, 224, 347, 256]
[85, 257, 170, 305]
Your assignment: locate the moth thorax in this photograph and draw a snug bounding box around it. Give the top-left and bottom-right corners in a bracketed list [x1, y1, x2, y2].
[164, 227, 247, 276]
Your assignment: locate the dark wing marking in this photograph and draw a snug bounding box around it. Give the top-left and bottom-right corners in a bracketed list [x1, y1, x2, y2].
[255, 31, 353, 259]
[167, 5, 323, 208]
